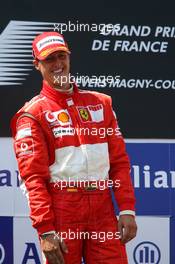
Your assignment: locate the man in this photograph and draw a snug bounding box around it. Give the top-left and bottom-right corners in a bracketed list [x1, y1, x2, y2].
[11, 31, 137, 264]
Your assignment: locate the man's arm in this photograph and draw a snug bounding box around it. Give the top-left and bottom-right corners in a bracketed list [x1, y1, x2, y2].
[13, 115, 55, 234]
[106, 97, 137, 243]
[12, 115, 68, 263]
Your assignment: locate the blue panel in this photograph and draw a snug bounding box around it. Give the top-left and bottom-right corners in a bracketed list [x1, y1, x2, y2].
[0, 217, 13, 264]
[126, 143, 173, 215]
[169, 143, 175, 264]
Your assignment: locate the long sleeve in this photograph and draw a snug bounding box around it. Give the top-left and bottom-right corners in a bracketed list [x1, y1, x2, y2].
[13, 116, 55, 235]
[106, 98, 136, 213]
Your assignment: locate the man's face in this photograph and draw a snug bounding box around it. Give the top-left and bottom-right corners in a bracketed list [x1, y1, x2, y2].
[34, 51, 70, 90]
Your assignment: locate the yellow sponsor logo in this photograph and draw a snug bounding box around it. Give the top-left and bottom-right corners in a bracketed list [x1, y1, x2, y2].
[67, 188, 78, 192]
[57, 112, 69, 123]
[40, 48, 55, 57]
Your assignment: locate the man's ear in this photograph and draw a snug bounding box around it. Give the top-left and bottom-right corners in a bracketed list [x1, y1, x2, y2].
[33, 59, 40, 70]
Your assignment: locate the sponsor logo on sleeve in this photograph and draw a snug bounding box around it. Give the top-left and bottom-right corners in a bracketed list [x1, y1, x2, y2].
[15, 138, 34, 157]
[16, 123, 32, 140]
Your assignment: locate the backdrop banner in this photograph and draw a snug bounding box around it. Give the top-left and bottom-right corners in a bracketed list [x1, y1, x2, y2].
[0, 16, 175, 138]
[0, 138, 174, 263]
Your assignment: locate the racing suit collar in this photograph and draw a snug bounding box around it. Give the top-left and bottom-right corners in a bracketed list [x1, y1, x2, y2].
[40, 80, 79, 103]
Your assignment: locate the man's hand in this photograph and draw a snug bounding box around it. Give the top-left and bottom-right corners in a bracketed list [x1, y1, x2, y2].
[40, 233, 68, 264]
[118, 215, 137, 244]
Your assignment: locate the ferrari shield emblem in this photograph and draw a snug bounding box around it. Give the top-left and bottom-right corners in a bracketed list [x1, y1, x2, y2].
[79, 109, 89, 121]
[77, 104, 104, 123]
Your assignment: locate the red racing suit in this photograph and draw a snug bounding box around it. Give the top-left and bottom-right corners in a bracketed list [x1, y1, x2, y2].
[11, 81, 136, 264]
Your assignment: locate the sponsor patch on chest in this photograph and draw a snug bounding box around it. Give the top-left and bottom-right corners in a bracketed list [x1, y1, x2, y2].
[45, 109, 72, 126]
[77, 104, 104, 123]
[52, 127, 75, 138]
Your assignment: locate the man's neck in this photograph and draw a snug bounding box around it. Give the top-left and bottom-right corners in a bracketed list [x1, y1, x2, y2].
[54, 83, 73, 94]
[45, 80, 74, 94]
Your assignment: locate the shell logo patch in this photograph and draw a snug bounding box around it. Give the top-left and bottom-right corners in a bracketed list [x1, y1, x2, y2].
[45, 109, 72, 126]
[57, 112, 69, 123]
